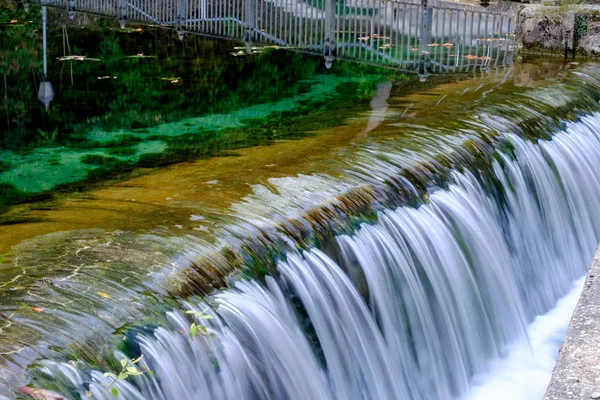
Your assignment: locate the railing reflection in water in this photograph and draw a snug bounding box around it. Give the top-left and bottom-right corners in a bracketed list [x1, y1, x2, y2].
[27, 0, 516, 73]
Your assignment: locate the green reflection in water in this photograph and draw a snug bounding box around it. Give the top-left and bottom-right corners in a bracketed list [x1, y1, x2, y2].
[0, 5, 400, 207]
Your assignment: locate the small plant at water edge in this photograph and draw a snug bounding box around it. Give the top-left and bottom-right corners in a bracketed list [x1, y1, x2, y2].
[102, 355, 147, 398]
[185, 308, 216, 339]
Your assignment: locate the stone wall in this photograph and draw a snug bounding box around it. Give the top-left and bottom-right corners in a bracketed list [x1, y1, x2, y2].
[517, 5, 600, 57]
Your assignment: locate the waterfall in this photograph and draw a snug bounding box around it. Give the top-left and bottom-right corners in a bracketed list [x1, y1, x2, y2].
[40, 114, 600, 399]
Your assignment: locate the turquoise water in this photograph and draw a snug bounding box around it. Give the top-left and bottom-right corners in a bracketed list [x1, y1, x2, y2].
[1, 4, 396, 206]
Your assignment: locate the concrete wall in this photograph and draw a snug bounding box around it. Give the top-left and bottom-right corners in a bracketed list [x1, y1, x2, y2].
[544, 247, 600, 399]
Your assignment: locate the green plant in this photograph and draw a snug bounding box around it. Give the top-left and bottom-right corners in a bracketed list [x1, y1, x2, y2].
[102, 355, 147, 398]
[185, 308, 215, 338]
[575, 15, 587, 41]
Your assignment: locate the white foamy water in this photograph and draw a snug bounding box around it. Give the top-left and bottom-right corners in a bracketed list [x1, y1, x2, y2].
[467, 276, 586, 400]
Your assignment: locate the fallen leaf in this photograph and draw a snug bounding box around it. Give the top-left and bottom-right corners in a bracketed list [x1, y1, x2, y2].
[57, 55, 100, 61]
[19, 387, 65, 400]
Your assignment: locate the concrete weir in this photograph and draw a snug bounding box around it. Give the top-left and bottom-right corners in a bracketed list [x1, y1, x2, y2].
[544, 248, 600, 399]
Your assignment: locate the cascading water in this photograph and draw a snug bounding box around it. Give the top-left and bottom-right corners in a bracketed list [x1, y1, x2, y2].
[38, 112, 600, 400]
[4, 4, 600, 397]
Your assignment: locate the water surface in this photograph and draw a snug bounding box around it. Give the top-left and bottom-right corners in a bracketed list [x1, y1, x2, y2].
[1, 3, 600, 399]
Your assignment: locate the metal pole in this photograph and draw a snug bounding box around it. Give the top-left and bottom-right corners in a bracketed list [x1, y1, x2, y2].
[38, 5, 54, 111]
[418, 0, 433, 74]
[42, 5, 47, 79]
[67, 0, 75, 15]
[245, 0, 255, 42]
[324, 0, 335, 56]
[118, 0, 127, 28]
[177, 0, 186, 40]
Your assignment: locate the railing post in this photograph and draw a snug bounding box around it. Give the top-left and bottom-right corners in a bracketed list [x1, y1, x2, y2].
[38, 5, 54, 111]
[177, 0, 186, 40]
[41, 5, 47, 79]
[200, 0, 207, 20]
[67, 0, 75, 19]
[244, 0, 255, 42]
[117, 0, 127, 28]
[324, 0, 336, 56]
[418, 0, 433, 74]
